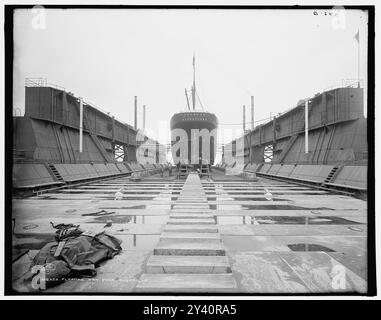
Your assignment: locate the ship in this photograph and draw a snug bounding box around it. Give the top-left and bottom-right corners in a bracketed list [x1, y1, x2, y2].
[170, 55, 218, 167]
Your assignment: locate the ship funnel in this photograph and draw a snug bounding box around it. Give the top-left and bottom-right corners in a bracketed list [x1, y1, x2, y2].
[134, 96, 137, 130]
[143, 105, 146, 130]
[79, 97, 83, 153]
[243, 105, 246, 132]
[251, 96, 254, 130]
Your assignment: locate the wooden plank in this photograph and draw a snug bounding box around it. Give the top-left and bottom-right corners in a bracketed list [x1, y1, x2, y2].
[136, 274, 237, 292]
[146, 255, 230, 273]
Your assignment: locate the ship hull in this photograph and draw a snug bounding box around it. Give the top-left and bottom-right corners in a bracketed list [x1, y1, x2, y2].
[170, 111, 218, 165]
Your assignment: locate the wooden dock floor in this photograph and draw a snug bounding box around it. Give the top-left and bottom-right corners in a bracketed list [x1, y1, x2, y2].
[12, 169, 367, 293]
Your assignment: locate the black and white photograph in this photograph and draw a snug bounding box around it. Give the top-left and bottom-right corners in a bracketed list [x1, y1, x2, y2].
[2, 3, 377, 301]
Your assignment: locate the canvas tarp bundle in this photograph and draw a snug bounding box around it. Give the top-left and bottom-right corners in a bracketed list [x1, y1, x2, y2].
[27, 230, 122, 288]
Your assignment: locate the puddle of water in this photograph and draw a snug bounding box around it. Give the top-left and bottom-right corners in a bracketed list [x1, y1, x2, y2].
[60, 191, 161, 195]
[76, 187, 164, 190]
[117, 191, 161, 195]
[91, 215, 168, 224]
[258, 216, 362, 225]
[234, 191, 329, 195]
[22, 224, 39, 230]
[92, 215, 133, 224]
[287, 243, 335, 252]
[216, 216, 362, 225]
[241, 205, 334, 210]
[82, 210, 115, 217]
[97, 196, 155, 200]
[232, 197, 287, 201]
[99, 205, 147, 210]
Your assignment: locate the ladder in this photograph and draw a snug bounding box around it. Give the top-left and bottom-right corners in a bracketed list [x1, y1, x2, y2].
[13, 149, 26, 162]
[200, 164, 210, 178]
[178, 164, 189, 179]
[48, 164, 65, 183]
[323, 165, 341, 184]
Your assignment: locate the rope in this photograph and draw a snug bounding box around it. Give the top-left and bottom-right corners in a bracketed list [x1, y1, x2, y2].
[196, 91, 204, 110]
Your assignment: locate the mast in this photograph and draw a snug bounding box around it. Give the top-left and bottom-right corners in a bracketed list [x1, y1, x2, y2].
[185, 89, 191, 110]
[192, 53, 196, 110]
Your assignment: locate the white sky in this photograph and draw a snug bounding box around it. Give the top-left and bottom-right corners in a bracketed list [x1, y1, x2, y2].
[13, 8, 368, 155]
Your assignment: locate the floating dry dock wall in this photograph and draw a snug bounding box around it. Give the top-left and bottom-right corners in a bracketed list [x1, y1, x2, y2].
[220, 86, 367, 191]
[13, 83, 167, 190]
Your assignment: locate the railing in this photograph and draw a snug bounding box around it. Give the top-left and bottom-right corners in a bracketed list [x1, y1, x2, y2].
[84, 100, 132, 129]
[270, 79, 364, 123]
[25, 77, 47, 87]
[25, 77, 135, 130]
[13, 107, 22, 116]
[224, 79, 364, 148]
[323, 79, 363, 92]
[24, 77, 164, 149]
[25, 77, 66, 91]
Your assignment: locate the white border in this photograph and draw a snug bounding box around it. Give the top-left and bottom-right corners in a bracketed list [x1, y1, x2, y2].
[1, 0, 379, 300]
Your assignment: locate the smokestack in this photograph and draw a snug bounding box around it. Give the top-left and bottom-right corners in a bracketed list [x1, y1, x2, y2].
[143, 105, 146, 130]
[243, 105, 246, 132]
[134, 96, 137, 130]
[79, 97, 83, 153]
[305, 99, 309, 153]
[251, 96, 254, 130]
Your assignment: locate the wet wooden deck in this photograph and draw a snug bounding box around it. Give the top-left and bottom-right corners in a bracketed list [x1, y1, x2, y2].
[12, 169, 367, 293]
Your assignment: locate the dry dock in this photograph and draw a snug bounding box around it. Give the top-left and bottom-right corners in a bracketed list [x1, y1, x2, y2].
[12, 169, 367, 293]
